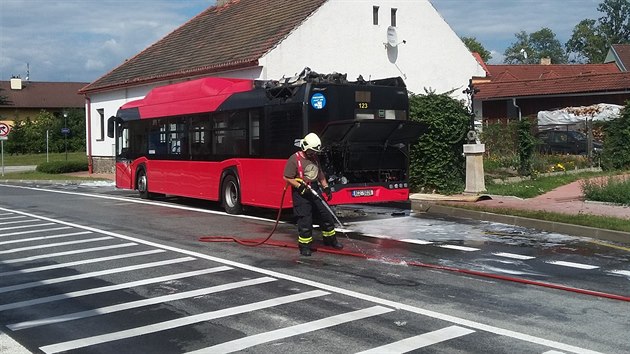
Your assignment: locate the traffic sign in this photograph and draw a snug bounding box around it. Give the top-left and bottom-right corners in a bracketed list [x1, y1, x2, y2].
[0, 123, 10, 137]
[61, 127, 70, 135]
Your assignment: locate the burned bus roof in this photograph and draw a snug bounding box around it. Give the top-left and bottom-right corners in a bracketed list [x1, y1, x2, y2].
[116, 70, 406, 120]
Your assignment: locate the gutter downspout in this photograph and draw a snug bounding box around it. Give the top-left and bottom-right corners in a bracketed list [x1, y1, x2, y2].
[85, 96, 93, 174]
[512, 98, 521, 121]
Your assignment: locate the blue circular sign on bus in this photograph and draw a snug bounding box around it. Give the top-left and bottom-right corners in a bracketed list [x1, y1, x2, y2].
[310, 93, 326, 110]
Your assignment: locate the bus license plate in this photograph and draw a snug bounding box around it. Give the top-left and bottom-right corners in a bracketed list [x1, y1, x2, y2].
[352, 189, 374, 197]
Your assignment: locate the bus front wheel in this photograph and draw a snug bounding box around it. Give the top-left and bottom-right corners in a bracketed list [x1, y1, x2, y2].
[222, 175, 243, 214]
[137, 169, 150, 199]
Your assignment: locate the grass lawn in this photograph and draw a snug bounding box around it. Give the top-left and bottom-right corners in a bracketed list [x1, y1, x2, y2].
[1, 152, 87, 166]
[0, 171, 106, 181]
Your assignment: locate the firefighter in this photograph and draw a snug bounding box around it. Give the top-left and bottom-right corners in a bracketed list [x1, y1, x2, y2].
[283, 133, 343, 256]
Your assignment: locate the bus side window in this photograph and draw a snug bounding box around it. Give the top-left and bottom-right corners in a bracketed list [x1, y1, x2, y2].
[249, 109, 261, 156]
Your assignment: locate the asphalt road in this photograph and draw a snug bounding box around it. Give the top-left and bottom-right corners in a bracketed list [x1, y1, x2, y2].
[0, 181, 628, 353]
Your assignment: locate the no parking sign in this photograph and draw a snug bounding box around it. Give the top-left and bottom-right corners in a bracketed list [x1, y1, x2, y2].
[0, 122, 9, 139]
[0, 122, 8, 176]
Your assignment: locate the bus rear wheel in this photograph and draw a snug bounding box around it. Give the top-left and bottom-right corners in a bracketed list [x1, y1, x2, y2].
[222, 175, 243, 214]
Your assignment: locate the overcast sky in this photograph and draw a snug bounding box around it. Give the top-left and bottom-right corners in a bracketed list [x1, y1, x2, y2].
[0, 0, 604, 83]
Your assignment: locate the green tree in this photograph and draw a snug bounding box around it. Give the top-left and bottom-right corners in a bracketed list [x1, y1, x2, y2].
[462, 36, 492, 62]
[567, 0, 630, 63]
[504, 28, 568, 64]
[408, 90, 469, 194]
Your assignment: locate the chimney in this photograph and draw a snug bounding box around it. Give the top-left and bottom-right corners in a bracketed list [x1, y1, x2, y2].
[10, 77, 22, 90]
[216, 0, 230, 6]
[540, 57, 551, 65]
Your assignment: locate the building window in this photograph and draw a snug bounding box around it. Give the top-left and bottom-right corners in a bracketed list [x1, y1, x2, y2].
[373, 6, 379, 25]
[391, 8, 397, 27]
[97, 108, 105, 141]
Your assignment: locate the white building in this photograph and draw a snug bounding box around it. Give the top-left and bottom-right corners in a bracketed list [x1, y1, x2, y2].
[80, 0, 485, 172]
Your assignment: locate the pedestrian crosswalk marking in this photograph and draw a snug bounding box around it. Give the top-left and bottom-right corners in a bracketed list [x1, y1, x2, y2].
[0, 226, 71, 238]
[0, 219, 38, 225]
[39, 290, 329, 354]
[0, 231, 92, 246]
[187, 306, 394, 354]
[356, 326, 475, 353]
[9, 277, 277, 331]
[0, 257, 196, 294]
[0, 249, 165, 277]
[1, 242, 137, 264]
[0, 236, 114, 254]
[0, 223, 55, 231]
[0, 266, 232, 312]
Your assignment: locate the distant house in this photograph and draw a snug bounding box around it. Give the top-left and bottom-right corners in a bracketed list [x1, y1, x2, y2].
[0, 78, 87, 125]
[79, 0, 485, 172]
[605, 44, 630, 72]
[472, 59, 630, 122]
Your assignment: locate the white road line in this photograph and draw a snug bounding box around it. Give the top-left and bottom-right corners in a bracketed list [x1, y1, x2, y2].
[401, 239, 433, 245]
[0, 231, 92, 245]
[0, 215, 26, 219]
[0, 226, 71, 238]
[0, 219, 38, 225]
[0, 205, 604, 354]
[0, 236, 114, 254]
[2, 243, 138, 264]
[610, 270, 630, 277]
[0, 223, 55, 231]
[493, 252, 536, 260]
[0, 249, 166, 276]
[545, 261, 600, 270]
[0, 184, 283, 224]
[188, 306, 394, 354]
[357, 326, 476, 354]
[39, 290, 329, 354]
[0, 257, 196, 294]
[0, 266, 232, 312]
[438, 244, 480, 252]
[9, 277, 277, 331]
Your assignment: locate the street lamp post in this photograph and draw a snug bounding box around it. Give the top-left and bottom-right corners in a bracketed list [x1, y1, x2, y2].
[63, 112, 68, 161]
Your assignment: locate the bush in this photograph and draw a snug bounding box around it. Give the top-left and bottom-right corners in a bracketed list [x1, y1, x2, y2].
[581, 175, 630, 206]
[408, 90, 469, 194]
[601, 101, 630, 170]
[36, 161, 88, 174]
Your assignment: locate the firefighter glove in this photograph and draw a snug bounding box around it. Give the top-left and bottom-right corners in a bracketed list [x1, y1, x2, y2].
[323, 186, 332, 201]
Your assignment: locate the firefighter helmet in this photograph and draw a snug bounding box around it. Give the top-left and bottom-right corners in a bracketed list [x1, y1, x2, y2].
[300, 133, 322, 152]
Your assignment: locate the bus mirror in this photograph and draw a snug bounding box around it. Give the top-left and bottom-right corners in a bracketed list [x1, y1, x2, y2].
[107, 116, 117, 138]
[294, 138, 302, 148]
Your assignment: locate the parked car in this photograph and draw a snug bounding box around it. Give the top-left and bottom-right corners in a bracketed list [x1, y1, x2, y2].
[535, 130, 603, 155]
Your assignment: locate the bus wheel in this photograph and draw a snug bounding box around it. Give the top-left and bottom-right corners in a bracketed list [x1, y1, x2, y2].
[222, 175, 242, 214]
[137, 169, 150, 199]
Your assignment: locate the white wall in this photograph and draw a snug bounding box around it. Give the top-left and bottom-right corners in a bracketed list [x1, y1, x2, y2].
[260, 0, 484, 99]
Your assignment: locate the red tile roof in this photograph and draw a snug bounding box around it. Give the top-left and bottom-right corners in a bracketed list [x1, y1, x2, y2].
[80, 0, 327, 94]
[611, 44, 630, 71]
[475, 72, 630, 100]
[486, 63, 620, 82]
[0, 81, 88, 108]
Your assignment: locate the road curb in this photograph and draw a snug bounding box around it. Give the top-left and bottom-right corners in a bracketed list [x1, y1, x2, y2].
[411, 200, 630, 245]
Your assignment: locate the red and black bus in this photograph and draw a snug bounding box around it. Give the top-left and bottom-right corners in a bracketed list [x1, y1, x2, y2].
[109, 70, 424, 214]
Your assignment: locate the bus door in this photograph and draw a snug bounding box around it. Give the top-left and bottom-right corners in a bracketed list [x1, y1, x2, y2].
[111, 118, 133, 189]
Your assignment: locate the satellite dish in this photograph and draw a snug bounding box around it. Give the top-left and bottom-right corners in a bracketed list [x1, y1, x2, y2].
[387, 26, 398, 47]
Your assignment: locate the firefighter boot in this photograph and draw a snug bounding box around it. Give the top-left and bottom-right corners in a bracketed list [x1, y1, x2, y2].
[323, 235, 343, 249]
[298, 242, 312, 256]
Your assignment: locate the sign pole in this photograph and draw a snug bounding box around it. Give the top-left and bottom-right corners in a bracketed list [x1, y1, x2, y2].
[1, 140, 4, 177]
